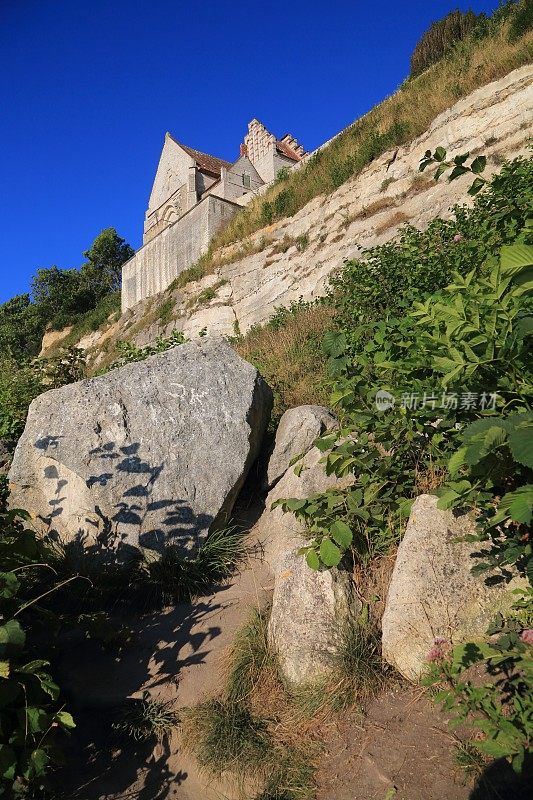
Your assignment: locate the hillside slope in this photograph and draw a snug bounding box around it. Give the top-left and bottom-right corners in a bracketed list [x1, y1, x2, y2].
[42, 63, 533, 369]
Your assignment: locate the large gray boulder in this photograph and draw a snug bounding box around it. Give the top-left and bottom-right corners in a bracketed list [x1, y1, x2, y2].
[259, 422, 358, 687]
[382, 494, 527, 681]
[9, 338, 272, 557]
[266, 405, 337, 489]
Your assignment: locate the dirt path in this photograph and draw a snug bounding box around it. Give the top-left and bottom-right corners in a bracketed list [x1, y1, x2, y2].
[54, 544, 530, 800]
[56, 546, 272, 800]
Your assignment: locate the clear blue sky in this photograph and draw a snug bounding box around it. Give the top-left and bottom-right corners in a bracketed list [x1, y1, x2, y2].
[0, 0, 498, 304]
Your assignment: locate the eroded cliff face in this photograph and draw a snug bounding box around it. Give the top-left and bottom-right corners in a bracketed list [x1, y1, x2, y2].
[51, 64, 532, 366]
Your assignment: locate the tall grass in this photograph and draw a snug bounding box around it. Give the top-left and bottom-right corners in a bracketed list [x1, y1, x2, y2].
[234, 302, 332, 425]
[203, 15, 532, 258]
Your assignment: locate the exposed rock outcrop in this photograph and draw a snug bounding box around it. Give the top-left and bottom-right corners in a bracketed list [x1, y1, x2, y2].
[67, 64, 533, 368]
[266, 404, 337, 489]
[9, 338, 272, 556]
[381, 494, 527, 681]
[259, 411, 358, 686]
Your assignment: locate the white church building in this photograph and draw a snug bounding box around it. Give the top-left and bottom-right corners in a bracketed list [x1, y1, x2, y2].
[121, 119, 305, 311]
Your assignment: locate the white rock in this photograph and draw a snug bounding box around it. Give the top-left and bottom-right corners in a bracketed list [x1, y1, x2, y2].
[381, 494, 527, 681]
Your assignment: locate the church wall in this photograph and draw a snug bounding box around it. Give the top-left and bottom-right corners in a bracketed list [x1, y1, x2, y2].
[252, 148, 296, 183]
[122, 195, 239, 312]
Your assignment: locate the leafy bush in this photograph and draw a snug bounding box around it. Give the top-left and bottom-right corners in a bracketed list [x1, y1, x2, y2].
[424, 590, 533, 773]
[277, 152, 533, 573]
[508, 0, 533, 41]
[0, 509, 75, 797]
[410, 9, 484, 76]
[0, 348, 87, 441]
[275, 149, 532, 772]
[106, 329, 186, 370]
[332, 154, 533, 330]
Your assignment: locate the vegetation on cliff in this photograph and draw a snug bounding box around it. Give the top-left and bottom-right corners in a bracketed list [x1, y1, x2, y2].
[189, 0, 533, 273]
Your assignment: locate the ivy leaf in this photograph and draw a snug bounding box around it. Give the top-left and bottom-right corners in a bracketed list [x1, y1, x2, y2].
[0, 620, 26, 658]
[283, 498, 307, 512]
[0, 744, 16, 781]
[306, 549, 320, 570]
[434, 146, 447, 162]
[322, 331, 347, 358]
[319, 538, 342, 567]
[470, 155, 486, 174]
[330, 520, 353, 549]
[508, 423, 533, 468]
[56, 710, 76, 730]
[468, 177, 485, 196]
[504, 487, 533, 526]
[500, 243, 533, 277]
[447, 447, 467, 476]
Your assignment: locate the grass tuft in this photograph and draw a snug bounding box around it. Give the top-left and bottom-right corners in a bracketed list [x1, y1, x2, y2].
[234, 302, 332, 425]
[112, 690, 179, 742]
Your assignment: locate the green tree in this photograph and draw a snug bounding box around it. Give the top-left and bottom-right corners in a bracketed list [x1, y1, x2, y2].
[81, 227, 134, 298]
[31, 266, 94, 330]
[0, 294, 44, 358]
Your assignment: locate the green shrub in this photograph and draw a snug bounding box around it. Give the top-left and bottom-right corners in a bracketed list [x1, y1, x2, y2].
[508, 0, 533, 41]
[410, 9, 485, 76]
[424, 589, 533, 773]
[0, 509, 75, 797]
[332, 154, 533, 330]
[277, 152, 533, 572]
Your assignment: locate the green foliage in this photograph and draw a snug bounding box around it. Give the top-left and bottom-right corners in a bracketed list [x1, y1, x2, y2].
[189, 699, 271, 776]
[410, 8, 485, 76]
[0, 359, 44, 440]
[185, 607, 316, 800]
[0, 296, 44, 360]
[0, 229, 132, 362]
[332, 154, 533, 329]
[133, 525, 248, 606]
[508, 0, 533, 41]
[112, 691, 178, 742]
[274, 149, 532, 774]
[107, 329, 186, 370]
[81, 228, 134, 297]
[424, 591, 533, 773]
[0, 348, 87, 440]
[277, 151, 532, 578]
[0, 508, 75, 798]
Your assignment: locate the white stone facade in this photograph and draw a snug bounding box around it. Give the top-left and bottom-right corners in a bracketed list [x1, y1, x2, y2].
[122, 121, 304, 312]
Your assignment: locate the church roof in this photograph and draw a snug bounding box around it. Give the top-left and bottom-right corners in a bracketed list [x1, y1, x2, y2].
[275, 139, 302, 162]
[168, 134, 232, 176]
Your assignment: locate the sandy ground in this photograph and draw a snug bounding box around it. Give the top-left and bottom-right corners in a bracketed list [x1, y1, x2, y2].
[52, 534, 531, 800]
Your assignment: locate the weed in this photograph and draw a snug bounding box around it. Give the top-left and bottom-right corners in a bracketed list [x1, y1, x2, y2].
[184, 700, 271, 777]
[292, 622, 386, 716]
[225, 607, 272, 704]
[454, 740, 487, 782]
[157, 297, 175, 326]
[134, 525, 248, 606]
[380, 176, 396, 192]
[295, 233, 310, 251]
[112, 690, 179, 742]
[235, 303, 332, 425]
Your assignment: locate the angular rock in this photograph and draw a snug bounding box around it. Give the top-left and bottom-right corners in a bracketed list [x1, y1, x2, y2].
[9, 338, 272, 557]
[381, 494, 527, 682]
[260, 443, 358, 686]
[266, 405, 337, 489]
